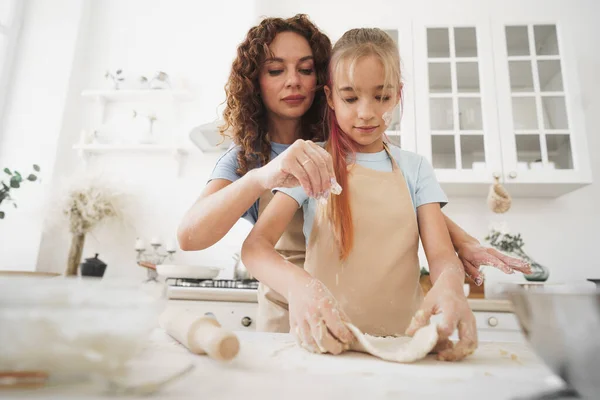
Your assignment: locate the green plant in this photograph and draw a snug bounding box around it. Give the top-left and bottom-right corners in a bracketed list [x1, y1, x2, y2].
[485, 228, 549, 282]
[0, 164, 40, 219]
[485, 229, 526, 256]
[105, 69, 125, 89]
[419, 266, 430, 276]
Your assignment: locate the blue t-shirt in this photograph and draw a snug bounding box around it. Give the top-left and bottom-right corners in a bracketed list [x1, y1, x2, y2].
[276, 144, 448, 244]
[208, 142, 291, 224]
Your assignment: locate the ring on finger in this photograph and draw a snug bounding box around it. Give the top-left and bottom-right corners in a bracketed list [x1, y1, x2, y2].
[301, 159, 312, 166]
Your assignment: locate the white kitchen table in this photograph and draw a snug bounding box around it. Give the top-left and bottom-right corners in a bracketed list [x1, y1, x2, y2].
[8, 329, 561, 400]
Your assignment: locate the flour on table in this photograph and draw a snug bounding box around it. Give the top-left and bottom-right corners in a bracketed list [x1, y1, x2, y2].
[346, 322, 438, 363]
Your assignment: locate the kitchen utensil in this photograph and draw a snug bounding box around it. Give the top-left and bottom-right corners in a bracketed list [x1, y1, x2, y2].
[508, 286, 600, 399]
[138, 262, 221, 279]
[159, 309, 239, 361]
[0, 276, 165, 378]
[80, 253, 107, 277]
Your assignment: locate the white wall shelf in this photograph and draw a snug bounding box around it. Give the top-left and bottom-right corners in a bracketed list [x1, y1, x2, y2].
[73, 143, 188, 153]
[81, 89, 194, 102]
[73, 143, 190, 175]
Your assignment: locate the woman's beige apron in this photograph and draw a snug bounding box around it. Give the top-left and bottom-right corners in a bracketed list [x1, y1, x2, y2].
[256, 144, 423, 336]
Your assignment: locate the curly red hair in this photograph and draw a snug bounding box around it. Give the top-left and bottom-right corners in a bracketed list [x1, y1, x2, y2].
[220, 14, 332, 176]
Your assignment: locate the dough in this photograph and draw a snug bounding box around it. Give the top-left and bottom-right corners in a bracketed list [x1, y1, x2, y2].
[346, 322, 438, 363]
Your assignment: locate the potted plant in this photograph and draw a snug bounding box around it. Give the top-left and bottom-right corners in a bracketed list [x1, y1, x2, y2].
[0, 165, 40, 220]
[60, 175, 125, 276]
[485, 229, 549, 282]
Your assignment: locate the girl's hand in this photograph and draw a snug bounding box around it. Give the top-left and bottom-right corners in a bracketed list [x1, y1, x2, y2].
[256, 140, 337, 199]
[288, 278, 355, 355]
[456, 241, 532, 285]
[405, 271, 478, 361]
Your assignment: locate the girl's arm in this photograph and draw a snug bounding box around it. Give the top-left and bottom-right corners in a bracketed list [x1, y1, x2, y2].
[406, 203, 478, 362]
[443, 214, 532, 283]
[242, 193, 354, 354]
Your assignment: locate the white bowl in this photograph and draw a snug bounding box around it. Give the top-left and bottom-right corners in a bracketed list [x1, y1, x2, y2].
[0, 277, 165, 378]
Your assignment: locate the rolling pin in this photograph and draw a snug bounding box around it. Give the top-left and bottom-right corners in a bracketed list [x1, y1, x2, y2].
[159, 309, 240, 361]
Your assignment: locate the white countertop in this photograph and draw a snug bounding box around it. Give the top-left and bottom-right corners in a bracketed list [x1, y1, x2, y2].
[12, 329, 560, 399]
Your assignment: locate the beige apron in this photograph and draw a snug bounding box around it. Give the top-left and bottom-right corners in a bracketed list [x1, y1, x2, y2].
[255, 190, 306, 332]
[304, 144, 423, 336]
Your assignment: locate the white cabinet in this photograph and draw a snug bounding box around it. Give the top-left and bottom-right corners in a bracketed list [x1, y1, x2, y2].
[413, 19, 503, 196]
[381, 26, 417, 153]
[166, 300, 258, 332]
[491, 20, 592, 196]
[410, 15, 591, 197]
[472, 311, 525, 343]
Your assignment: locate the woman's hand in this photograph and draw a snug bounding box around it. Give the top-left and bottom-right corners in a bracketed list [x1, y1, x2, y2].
[406, 271, 478, 361]
[256, 140, 337, 199]
[456, 241, 532, 285]
[288, 278, 355, 355]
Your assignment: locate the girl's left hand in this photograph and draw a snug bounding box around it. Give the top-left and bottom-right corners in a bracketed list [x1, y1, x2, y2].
[456, 241, 532, 286]
[405, 272, 478, 361]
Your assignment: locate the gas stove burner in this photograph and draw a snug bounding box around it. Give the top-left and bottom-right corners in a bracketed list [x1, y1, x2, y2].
[167, 278, 259, 290]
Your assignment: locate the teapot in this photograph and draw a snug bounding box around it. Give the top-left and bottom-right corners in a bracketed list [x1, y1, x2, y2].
[80, 253, 107, 277]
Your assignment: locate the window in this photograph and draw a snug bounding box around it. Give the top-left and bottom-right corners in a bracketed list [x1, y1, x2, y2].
[0, 0, 23, 128]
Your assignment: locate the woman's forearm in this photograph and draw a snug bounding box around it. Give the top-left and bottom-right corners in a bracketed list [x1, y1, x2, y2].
[177, 169, 266, 251]
[242, 235, 311, 300]
[443, 213, 479, 251]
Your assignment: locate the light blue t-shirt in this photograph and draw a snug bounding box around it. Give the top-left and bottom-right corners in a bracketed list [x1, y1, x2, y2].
[208, 142, 291, 224]
[275, 144, 448, 244]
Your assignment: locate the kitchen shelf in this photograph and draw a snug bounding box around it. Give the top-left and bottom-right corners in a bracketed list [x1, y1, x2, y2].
[72, 143, 193, 175]
[73, 143, 189, 154]
[81, 89, 194, 102]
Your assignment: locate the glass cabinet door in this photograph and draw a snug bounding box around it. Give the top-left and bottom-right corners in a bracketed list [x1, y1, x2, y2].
[382, 27, 416, 152]
[414, 21, 502, 184]
[493, 21, 590, 187]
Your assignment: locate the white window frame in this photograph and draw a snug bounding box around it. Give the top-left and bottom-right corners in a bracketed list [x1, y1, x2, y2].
[0, 0, 24, 131]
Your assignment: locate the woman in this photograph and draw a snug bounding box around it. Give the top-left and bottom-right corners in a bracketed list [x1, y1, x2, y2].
[177, 14, 530, 354]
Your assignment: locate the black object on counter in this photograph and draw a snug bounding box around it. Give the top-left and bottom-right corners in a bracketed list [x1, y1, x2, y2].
[80, 253, 107, 277]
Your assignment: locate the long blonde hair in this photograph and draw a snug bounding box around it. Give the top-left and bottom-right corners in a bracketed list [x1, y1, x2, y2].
[325, 28, 403, 260]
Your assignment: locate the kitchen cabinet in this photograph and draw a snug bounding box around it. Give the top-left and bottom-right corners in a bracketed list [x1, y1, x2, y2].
[381, 27, 417, 153]
[491, 19, 592, 196]
[166, 299, 258, 332]
[408, 15, 591, 197]
[166, 299, 524, 343]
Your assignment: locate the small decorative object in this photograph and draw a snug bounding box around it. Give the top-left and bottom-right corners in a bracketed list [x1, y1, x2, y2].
[485, 228, 549, 282]
[60, 175, 125, 276]
[132, 110, 158, 143]
[487, 177, 512, 213]
[80, 253, 107, 277]
[105, 69, 125, 90]
[149, 71, 171, 90]
[139, 75, 150, 89]
[0, 164, 41, 220]
[134, 237, 176, 282]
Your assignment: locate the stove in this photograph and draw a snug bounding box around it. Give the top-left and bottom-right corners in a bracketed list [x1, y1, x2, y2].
[166, 278, 259, 302]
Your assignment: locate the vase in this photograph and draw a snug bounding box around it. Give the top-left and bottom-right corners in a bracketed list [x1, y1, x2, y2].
[66, 233, 86, 276]
[509, 249, 550, 282]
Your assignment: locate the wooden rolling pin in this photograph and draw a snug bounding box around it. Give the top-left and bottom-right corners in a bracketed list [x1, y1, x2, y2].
[159, 309, 240, 361]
